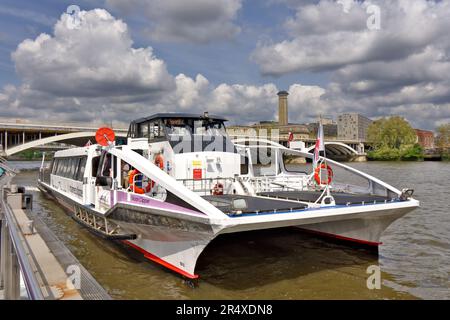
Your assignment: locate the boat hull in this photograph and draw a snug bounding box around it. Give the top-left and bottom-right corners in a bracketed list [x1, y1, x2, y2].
[38, 180, 419, 279]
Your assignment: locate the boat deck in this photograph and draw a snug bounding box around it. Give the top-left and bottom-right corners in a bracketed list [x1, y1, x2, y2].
[258, 191, 393, 205]
[203, 194, 308, 215]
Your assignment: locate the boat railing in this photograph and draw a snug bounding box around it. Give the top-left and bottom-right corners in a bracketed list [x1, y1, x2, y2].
[178, 177, 236, 196]
[233, 139, 401, 198]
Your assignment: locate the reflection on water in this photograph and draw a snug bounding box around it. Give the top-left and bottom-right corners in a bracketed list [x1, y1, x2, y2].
[9, 161, 450, 299]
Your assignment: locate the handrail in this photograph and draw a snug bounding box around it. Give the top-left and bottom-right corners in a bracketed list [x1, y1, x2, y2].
[233, 139, 402, 197]
[1, 187, 44, 300]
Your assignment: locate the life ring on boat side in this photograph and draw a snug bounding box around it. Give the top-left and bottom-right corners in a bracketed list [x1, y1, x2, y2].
[128, 169, 152, 194]
[128, 155, 164, 194]
[212, 183, 224, 196]
[314, 163, 333, 185]
[149, 154, 164, 190]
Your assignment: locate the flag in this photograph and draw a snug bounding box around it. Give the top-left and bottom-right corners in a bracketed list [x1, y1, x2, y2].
[313, 122, 325, 169]
[288, 131, 294, 142]
[288, 131, 294, 148]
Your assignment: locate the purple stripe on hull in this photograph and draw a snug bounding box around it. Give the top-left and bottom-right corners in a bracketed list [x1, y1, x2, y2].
[114, 190, 205, 215]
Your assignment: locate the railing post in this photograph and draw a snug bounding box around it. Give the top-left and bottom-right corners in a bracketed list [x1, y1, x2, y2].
[1, 214, 21, 299]
[0, 217, 3, 290]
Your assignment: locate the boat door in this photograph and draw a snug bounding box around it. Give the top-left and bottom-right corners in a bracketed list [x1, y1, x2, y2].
[93, 152, 117, 211]
[87, 155, 101, 206]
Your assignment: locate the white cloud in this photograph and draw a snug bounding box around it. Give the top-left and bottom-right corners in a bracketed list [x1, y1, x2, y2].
[1, 8, 327, 127]
[252, 0, 450, 75]
[106, 0, 242, 43]
[250, 0, 450, 129]
[12, 9, 174, 98]
[2, 5, 449, 130]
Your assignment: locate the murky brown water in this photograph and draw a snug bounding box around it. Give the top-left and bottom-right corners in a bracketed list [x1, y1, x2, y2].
[10, 161, 450, 299]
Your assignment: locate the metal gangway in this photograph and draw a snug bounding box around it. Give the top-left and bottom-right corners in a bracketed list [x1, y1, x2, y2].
[0, 157, 110, 300]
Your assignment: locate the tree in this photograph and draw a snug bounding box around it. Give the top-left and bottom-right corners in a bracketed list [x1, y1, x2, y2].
[366, 116, 421, 161]
[367, 116, 416, 149]
[436, 124, 450, 150]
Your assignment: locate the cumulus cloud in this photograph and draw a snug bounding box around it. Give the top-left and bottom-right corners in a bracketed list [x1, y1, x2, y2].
[12, 9, 174, 98]
[106, 0, 242, 43]
[1, 8, 326, 127]
[250, 0, 450, 129]
[2, 4, 449, 130]
[253, 0, 450, 75]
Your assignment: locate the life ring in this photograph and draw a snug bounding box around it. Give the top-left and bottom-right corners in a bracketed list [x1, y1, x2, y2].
[154, 154, 164, 170]
[128, 155, 164, 194]
[314, 163, 333, 185]
[149, 154, 164, 189]
[128, 169, 152, 194]
[212, 183, 224, 196]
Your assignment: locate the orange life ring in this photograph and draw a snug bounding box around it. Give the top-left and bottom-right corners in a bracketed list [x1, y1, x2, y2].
[212, 183, 224, 195]
[128, 155, 164, 194]
[128, 169, 152, 194]
[154, 154, 164, 170]
[150, 154, 164, 189]
[314, 163, 333, 185]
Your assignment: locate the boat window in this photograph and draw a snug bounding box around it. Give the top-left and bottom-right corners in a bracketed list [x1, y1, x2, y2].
[150, 121, 163, 139]
[102, 154, 112, 177]
[51, 159, 59, 174]
[139, 122, 149, 138]
[71, 158, 80, 180]
[77, 157, 87, 182]
[57, 159, 65, 176]
[62, 159, 70, 177]
[92, 156, 100, 177]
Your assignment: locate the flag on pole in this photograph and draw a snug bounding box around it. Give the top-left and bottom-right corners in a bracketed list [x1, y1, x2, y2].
[313, 122, 325, 169]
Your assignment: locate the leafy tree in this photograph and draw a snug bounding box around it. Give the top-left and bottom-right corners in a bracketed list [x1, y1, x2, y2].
[367, 116, 416, 149]
[367, 116, 421, 161]
[436, 124, 450, 149]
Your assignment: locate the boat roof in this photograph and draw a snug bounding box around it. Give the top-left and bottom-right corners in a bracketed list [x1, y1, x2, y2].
[132, 113, 228, 124]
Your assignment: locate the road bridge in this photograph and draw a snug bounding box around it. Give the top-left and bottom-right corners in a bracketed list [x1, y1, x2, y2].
[0, 121, 128, 157]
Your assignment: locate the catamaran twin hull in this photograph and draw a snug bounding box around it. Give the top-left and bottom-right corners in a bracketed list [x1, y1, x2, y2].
[36, 113, 419, 280]
[38, 180, 418, 280]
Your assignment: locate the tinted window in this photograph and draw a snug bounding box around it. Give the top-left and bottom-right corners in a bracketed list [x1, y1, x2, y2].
[92, 156, 100, 177]
[77, 157, 87, 181]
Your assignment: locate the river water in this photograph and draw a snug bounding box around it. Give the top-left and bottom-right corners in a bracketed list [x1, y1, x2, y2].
[9, 161, 450, 299]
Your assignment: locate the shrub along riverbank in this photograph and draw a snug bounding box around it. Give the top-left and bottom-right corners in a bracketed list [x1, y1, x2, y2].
[366, 116, 425, 161]
[367, 144, 424, 161]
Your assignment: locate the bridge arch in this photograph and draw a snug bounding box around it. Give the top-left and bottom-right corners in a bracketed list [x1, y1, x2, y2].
[306, 142, 360, 156]
[4, 131, 127, 157]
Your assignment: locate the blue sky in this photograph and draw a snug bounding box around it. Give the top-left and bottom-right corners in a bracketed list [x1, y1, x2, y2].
[0, 1, 449, 129]
[0, 0, 325, 88]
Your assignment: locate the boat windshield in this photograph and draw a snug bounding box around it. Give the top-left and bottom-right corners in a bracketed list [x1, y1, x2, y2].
[163, 118, 235, 154]
[164, 118, 227, 139]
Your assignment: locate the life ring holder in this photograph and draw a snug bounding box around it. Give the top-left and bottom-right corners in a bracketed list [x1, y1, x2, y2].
[128, 154, 164, 194]
[212, 183, 224, 196]
[128, 169, 152, 194]
[314, 163, 333, 185]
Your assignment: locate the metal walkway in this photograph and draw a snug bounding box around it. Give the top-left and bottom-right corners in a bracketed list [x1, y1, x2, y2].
[0, 159, 111, 300]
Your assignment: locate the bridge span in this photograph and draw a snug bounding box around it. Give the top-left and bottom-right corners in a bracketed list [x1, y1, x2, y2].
[0, 121, 127, 157]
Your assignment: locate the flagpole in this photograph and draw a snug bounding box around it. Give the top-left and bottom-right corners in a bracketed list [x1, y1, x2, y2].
[320, 115, 331, 196]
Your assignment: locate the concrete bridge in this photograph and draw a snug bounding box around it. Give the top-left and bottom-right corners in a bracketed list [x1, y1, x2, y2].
[0, 121, 128, 157]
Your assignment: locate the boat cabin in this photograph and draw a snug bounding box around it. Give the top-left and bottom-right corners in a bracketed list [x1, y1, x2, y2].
[126, 113, 242, 182]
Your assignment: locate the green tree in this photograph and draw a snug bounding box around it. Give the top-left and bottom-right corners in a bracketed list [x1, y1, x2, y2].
[367, 116, 416, 149]
[436, 124, 450, 149]
[367, 116, 421, 161]
[436, 124, 450, 160]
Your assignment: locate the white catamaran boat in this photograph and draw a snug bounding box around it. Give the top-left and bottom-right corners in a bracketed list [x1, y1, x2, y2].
[38, 113, 419, 279]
